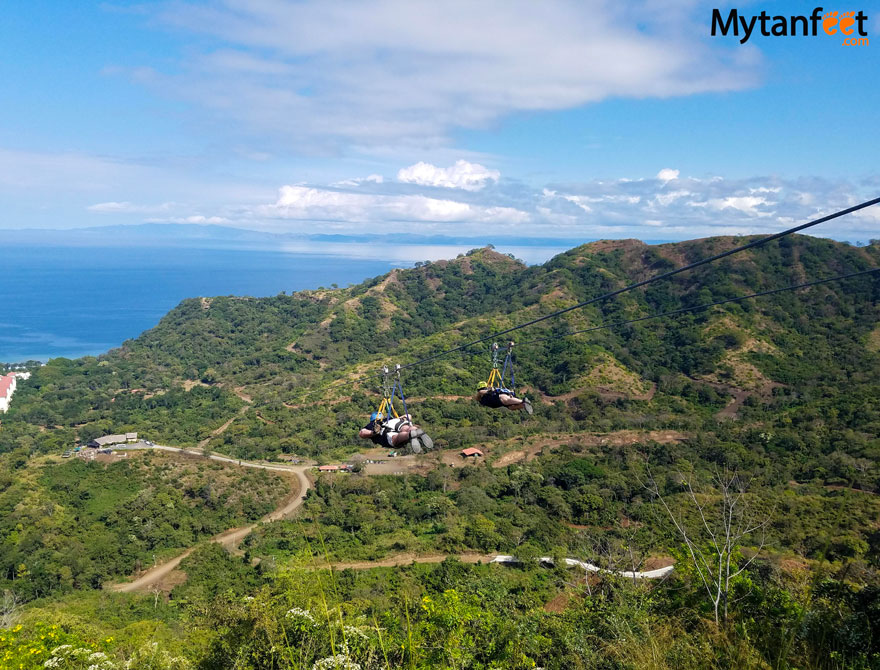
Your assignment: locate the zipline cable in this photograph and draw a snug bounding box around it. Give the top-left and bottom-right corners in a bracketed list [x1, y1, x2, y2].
[284, 197, 879, 403]
[291, 265, 879, 404]
[395, 196, 880, 372]
[516, 267, 880, 347]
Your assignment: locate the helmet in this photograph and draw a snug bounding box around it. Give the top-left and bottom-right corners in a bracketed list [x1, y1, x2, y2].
[370, 411, 379, 421]
[477, 381, 489, 390]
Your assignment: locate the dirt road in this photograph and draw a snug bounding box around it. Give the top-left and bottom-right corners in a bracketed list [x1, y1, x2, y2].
[311, 553, 674, 580]
[109, 446, 311, 593]
[108, 442, 676, 592]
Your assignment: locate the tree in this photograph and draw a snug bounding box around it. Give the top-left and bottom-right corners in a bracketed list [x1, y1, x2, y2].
[644, 466, 770, 624]
[1, 589, 20, 628]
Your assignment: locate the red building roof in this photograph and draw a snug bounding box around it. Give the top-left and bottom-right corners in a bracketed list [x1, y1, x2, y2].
[460, 447, 484, 457]
[0, 375, 14, 397]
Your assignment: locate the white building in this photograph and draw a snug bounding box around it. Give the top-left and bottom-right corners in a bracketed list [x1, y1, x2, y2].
[87, 433, 138, 448]
[0, 374, 17, 413]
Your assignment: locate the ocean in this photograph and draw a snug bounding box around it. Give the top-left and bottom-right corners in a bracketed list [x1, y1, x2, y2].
[0, 246, 399, 363]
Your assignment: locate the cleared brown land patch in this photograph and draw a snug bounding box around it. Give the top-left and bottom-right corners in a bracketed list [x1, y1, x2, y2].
[868, 324, 880, 353]
[707, 354, 770, 392]
[340, 272, 401, 331]
[694, 376, 784, 419]
[544, 591, 574, 613]
[232, 386, 253, 403]
[197, 405, 249, 449]
[489, 430, 687, 468]
[540, 285, 574, 306]
[643, 556, 676, 571]
[582, 239, 645, 255]
[183, 379, 209, 391]
[404, 395, 470, 403]
[536, 380, 656, 404]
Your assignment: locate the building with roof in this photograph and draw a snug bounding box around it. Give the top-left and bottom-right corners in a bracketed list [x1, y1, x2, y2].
[87, 433, 138, 448]
[460, 447, 484, 459]
[0, 374, 17, 413]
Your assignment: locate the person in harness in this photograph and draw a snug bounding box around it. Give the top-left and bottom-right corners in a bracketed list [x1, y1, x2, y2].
[359, 412, 434, 453]
[475, 383, 533, 414]
[476, 341, 533, 414]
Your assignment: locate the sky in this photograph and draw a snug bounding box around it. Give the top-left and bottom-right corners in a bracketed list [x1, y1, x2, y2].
[1, 0, 878, 247]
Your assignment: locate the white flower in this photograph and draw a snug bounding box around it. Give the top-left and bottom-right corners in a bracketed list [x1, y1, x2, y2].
[286, 607, 317, 625]
[312, 655, 361, 670]
[88, 652, 108, 662]
[43, 659, 61, 669]
[343, 625, 369, 641]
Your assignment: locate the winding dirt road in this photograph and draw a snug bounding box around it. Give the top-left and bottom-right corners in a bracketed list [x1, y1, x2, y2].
[109, 445, 311, 593]
[108, 443, 674, 593]
[307, 553, 673, 579]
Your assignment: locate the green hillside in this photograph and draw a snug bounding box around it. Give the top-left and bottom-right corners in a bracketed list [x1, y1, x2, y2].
[1, 235, 879, 669]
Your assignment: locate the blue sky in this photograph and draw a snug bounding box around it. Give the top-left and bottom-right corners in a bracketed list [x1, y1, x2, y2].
[1, 0, 878, 246]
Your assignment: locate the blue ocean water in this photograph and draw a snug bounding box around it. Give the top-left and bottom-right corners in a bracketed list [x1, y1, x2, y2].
[0, 246, 398, 362]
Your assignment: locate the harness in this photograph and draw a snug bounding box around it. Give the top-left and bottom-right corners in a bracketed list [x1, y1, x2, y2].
[486, 341, 516, 396]
[375, 364, 410, 421]
[369, 365, 413, 446]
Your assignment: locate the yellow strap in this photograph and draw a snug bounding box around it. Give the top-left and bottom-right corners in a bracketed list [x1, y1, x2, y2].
[376, 397, 399, 419]
[487, 368, 500, 388]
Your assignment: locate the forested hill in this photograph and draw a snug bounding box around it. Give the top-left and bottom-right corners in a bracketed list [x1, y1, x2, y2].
[2, 235, 879, 463]
[3, 235, 880, 669]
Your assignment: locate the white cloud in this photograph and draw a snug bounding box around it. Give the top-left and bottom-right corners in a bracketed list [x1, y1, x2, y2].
[132, 0, 760, 151]
[221, 167, 878, 241]
[147, 215, 230, 224]
[561, 195, 593, 213]
[262, 183, 528, 225]
[652, 190, 691, 206]
[88, 201, 135, 212]
[38, 149, 878, 242]
[397, 160, 499, 191]
[536, 172, 878, 238]
[87, 201, 174, 213]
[708, 196, 773, 217]
[656, 168, 680, 182]
[333, 174, 384, 187]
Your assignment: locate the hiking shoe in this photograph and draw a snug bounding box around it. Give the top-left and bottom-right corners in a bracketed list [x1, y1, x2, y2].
[408, 439, 423, 454]
[523, 397, 534, 415]
[418, 433, 434, 450]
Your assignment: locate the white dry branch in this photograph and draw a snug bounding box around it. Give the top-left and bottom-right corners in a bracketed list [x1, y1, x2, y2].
[1, 589, 20, 628]
[644, 466, 769, 624]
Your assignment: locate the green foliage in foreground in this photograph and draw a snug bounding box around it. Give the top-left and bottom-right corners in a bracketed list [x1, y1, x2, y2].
[9, 555, 880, 669]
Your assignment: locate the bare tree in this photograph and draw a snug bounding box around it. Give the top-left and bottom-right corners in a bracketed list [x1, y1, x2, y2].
[644, 466, 769, 624]
[1, 589, 20, 628]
